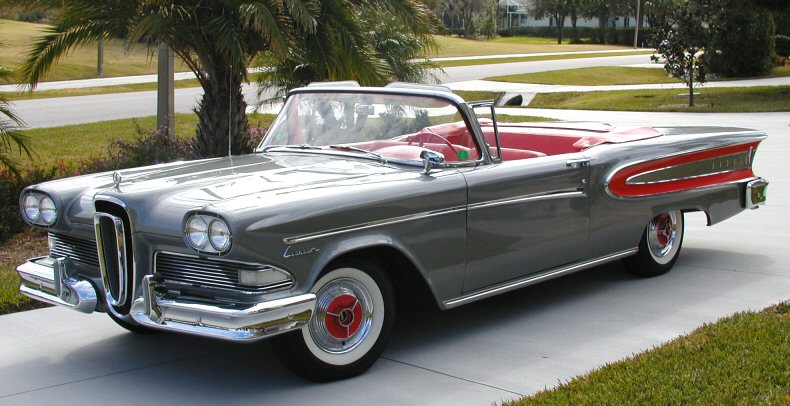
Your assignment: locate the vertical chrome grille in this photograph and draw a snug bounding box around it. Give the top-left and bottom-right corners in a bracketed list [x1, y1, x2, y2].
[94, 212, 130, 308]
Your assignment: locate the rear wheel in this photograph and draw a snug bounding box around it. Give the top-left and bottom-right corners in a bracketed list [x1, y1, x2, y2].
[623, 210, 684, 277]
[272, 259, 395, 382]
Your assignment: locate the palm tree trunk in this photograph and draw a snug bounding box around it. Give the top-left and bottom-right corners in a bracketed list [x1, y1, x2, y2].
[192, 69, 250, 158]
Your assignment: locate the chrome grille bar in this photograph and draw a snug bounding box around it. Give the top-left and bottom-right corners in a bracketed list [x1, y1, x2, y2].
[94, 213, 129, 307]
[155, 252, 292, 294]
[48, 233, 100, 269]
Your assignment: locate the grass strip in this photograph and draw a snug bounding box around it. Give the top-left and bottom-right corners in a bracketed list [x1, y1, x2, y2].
[528, 86, 790, 112]
[432, 35, 631, 58]
[0, 263, 50, 315]
[505, 302, 790, 405]
[16, 112, 276, 168]
[487, 66, 678, 86]
[436, 51, 654, 68]
[486, 66, 790, 86]
[2, 79, 202, 101]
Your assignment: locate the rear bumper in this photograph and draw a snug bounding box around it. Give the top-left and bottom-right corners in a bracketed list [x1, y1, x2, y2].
[17, 257, 315, 342]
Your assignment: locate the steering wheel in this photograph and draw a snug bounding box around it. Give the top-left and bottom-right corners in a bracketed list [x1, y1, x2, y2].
[407, 129, 459, 155]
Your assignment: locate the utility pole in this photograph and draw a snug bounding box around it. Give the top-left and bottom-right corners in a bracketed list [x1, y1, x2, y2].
[633, 0, 641, 49]
[157, 42, 175, 139]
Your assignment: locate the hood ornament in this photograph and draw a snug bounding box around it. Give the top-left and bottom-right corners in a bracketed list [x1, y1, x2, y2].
[113, 171, 123, 188]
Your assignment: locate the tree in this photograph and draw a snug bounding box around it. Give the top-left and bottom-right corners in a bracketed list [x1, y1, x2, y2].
[256, 14, 439, 100]
[15, 0, 437, 158]
[0, 48, 33, 176]
[649, 0, 713, 107]
[708, 0, 774, 77]
[442, 0, 487, 37]
[531, 0, 570, 44]
[479, 0, 497, 40]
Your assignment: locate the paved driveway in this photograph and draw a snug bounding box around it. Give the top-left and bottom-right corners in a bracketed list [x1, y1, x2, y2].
[1, 111, 787, 405]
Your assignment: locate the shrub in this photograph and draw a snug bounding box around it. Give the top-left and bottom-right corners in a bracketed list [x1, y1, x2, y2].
[708, 4, 775, 77]
[76, 123, 194, 174]
[0, 163, 70, 242]
[495, 26, 651, 46]
[775, 35, 790, 57]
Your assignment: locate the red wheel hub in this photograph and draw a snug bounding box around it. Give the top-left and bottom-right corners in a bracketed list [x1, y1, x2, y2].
[656, 214, 673, 246]
[324, 294, 363, 339]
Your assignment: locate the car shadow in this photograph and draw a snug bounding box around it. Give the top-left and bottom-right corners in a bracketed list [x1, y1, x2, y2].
[1, 247, 774, 403]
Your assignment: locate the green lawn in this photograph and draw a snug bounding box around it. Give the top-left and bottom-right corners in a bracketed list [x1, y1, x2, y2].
[16, 113, 276, 168]
[0, 19, 642, 83]
[0, 229, 49, 315]
[486, 66, 790, 85]
[0, 19, 174, 82]
[433, 35, 631, 58]
[506, 302, 790, 405]
[528, 86, 790, 112]
[437, 51, 654, 68]
[487, 66, 678, 85]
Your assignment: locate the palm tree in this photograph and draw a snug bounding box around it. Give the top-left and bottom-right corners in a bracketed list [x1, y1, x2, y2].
[0, 63, 33, 176]
[16, 0, 438, 158]
[257, 14, 439, 101]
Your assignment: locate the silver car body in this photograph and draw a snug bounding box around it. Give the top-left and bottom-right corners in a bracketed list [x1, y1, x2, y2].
[16, 83, 768, 342]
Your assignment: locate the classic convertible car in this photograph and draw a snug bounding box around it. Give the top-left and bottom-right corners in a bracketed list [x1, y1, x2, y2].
[17, 82, 767, 381]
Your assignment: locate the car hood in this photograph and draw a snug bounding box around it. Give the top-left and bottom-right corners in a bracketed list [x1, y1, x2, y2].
[57, 152, 412, 234]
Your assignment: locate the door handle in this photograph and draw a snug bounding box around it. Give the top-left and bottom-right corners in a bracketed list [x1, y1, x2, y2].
[566, 158, 590, 168]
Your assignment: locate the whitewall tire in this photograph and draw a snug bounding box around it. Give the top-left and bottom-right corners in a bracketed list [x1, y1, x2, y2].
[272, 259, 395, 381]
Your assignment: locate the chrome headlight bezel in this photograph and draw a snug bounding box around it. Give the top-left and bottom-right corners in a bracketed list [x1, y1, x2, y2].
[21, 192, 59, 227]
[184, 213, 232, 254]
[39, 196, 58, 225]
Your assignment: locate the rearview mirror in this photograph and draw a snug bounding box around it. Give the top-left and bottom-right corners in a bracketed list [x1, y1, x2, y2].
[420, 150, 445, 175]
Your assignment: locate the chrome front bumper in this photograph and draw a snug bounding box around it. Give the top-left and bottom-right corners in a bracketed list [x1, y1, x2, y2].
[17, 257, 98, 313]
[17, 258, 315, 342]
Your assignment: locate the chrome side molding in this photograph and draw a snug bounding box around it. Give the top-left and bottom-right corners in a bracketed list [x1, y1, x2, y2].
[443, 248, 638, 309]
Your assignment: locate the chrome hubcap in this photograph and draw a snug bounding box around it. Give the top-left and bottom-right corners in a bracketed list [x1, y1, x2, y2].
[310, 277, 373, 354]
[648, 212, 677, 259]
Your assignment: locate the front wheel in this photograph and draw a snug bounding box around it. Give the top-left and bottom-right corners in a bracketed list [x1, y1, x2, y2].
[623, 210, 684, 277]
[271, 259, 395, 382]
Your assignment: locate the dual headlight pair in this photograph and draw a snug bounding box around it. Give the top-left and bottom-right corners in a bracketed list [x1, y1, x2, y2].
[185, 214, 232, 254]
[21, 193, 58, 226]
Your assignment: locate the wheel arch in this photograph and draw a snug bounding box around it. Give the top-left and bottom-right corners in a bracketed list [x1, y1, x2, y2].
[317, 244, 442, 310]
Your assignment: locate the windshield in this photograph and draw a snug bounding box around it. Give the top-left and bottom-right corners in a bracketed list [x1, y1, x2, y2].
[258, 92, 481, 163]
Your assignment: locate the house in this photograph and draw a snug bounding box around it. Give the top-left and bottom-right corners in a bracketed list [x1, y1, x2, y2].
[497, 0, 642, 30]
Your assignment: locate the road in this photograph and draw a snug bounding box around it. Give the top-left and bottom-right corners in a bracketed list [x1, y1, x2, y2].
[11, 54, 652, 129]
[1, 111, 787, 405]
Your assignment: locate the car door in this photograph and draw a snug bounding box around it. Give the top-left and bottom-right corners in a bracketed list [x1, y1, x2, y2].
[461, 154, 590, 293]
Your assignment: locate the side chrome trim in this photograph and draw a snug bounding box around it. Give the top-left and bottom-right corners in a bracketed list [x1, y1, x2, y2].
[284, 190, 586, 244]
[624, 150, 752, 185]
[443, 248, 638, 309]
[604, 139, 763, 192]
[283, 206, 466, 245]
[468, 190, 584, 211]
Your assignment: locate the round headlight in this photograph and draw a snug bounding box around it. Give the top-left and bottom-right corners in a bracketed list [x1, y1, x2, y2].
[39, 196, 57, 225]
[209, 220, 231, 252]
[186, 216, 209, 249]
[22, 194, 40, 222]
